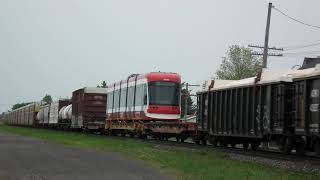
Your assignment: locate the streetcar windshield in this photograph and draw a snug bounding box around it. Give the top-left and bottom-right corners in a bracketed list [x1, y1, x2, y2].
[148, 82, 180, 106]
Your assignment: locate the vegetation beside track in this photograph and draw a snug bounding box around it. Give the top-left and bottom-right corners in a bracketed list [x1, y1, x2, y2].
[0, 125, 319, 180]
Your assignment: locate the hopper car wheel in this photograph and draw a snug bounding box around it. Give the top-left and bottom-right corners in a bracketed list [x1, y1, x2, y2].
[221, 142, 228, 147]
[279, 137, 292, 154]
[250, 142, 260, 151]
[295, 137, 306, 156]
[243, 143, 249, 150]
[315, 141, 320, 155]
[230, 142, 236, 148]
[295, 144, 306, 156]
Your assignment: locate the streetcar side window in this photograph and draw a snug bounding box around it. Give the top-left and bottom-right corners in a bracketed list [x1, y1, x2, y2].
[113, 90, 120, 110]
[143, 84, 147, 105]
[120, 87, 127, 108]
[127, 86, 134, 108]
[108, 92, 114, 110]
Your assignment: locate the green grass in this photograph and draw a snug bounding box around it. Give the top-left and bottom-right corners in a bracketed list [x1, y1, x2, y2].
[0, 125, 319, 180]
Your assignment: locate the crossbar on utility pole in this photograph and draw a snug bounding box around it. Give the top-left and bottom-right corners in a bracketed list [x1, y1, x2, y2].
[262, 2, 273, 68]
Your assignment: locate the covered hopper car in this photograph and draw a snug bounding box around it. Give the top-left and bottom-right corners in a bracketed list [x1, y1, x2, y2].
[196, 66, 320, 155]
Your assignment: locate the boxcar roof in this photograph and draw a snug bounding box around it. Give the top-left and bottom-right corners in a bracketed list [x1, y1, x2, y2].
[83, 87, 107, 94]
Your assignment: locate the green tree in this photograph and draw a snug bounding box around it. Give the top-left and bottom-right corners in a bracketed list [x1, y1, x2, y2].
[180, 82, 195, 118]
[216, 45, 262, 80]
[11, 102, 31, 110]
[42, 94, 52, 104]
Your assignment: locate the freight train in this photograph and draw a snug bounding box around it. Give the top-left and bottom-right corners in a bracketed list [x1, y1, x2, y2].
[3, 67, 320, 156]
[3, 72, 197, 141]
[196, 64, 320, 155]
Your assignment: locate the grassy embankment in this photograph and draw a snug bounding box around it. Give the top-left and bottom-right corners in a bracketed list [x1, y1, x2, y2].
[0, 125, 318, 180]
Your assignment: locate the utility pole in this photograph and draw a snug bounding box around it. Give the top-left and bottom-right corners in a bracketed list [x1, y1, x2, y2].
[183, 83, 200, 121]
[262, 2, 273, 68]
[248, 3, 283, 66]
[184, 83, 188, 121]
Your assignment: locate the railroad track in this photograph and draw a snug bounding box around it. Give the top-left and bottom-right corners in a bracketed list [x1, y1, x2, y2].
[11, 125, 320, 167]
[143, 137, 320, 163]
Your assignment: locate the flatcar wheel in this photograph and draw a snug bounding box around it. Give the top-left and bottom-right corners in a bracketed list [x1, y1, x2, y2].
[201, 139, 207, 145]
[195, 140, 200, 145]
[213, 140, 218, 147]
[139, 134, 147, 139]
[315, 141, 320, 155]
[243, 143, 249, 150]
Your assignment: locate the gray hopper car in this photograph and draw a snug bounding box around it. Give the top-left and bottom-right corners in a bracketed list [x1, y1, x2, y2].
[196, 66, 320, 155]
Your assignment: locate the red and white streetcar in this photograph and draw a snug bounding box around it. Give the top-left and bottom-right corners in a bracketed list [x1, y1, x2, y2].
[106, 72, 197, 141]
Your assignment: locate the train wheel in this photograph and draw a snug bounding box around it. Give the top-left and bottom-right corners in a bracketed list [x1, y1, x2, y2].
[250, 142, 260, 151]
[243, 143, 249, 150]
[315, 141, 320, 155]
[279, 137, 291, 154]
[195, 140, 200, 145]
[230, 142, 236, 148]
[139, 134, 147, 139]
[295, 144, 306, 156]
[176, 137, 180, 142]
[295, 137, 306, 156]
[201, 139, 207, 146]
[221, 142, 228, 147]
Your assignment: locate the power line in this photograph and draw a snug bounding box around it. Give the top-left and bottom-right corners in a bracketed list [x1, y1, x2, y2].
[273, 7, 320, 29]
[282, 39, 320, 49]
[283, 49, 320, 54]
[284, 42, 320, 51]
[282, 40, 320, 51]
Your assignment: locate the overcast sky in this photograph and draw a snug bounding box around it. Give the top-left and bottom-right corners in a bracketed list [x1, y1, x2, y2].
[0, 0, 319, 112]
